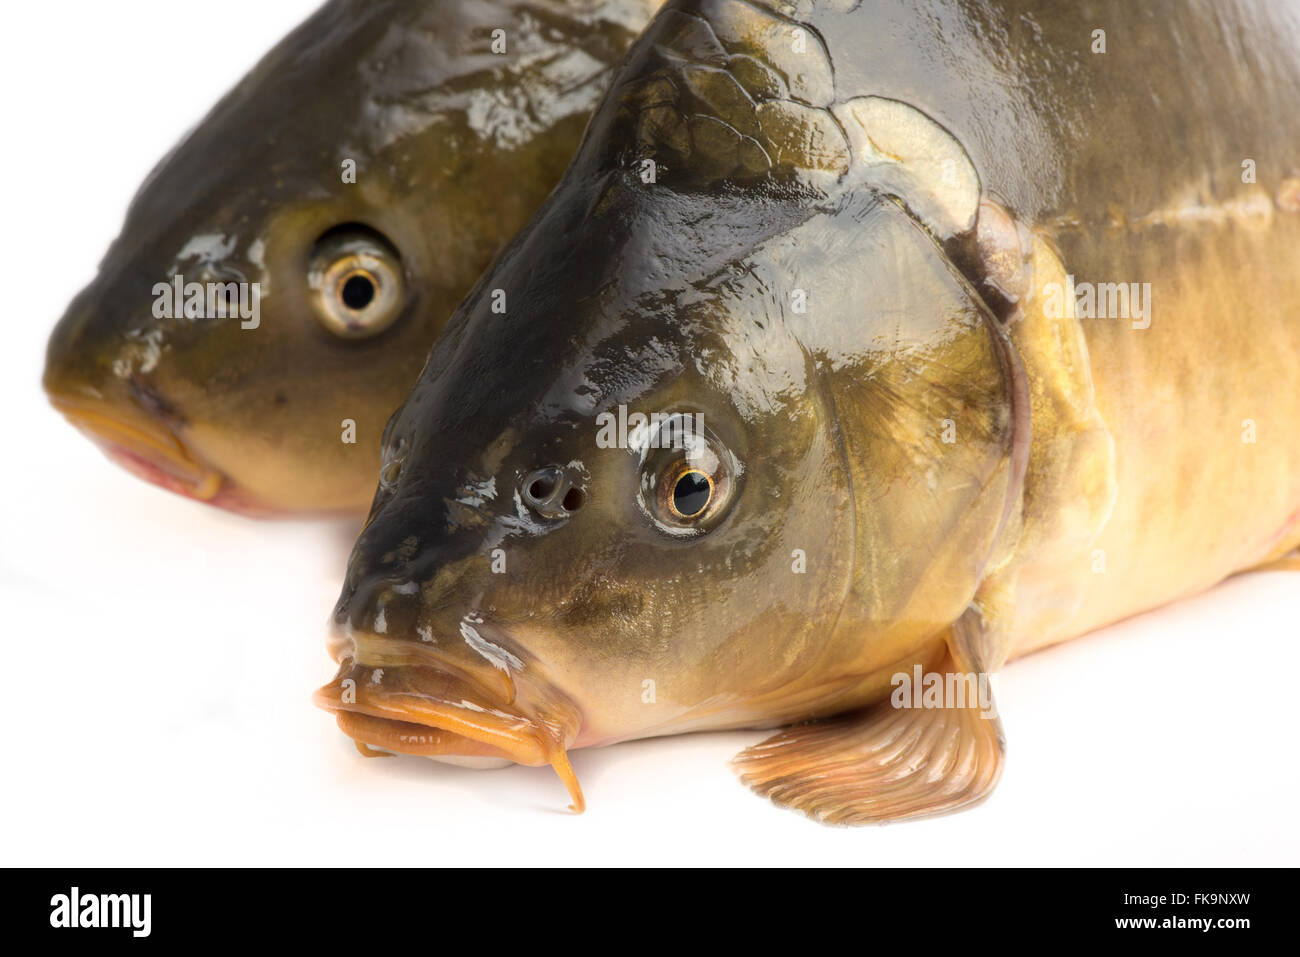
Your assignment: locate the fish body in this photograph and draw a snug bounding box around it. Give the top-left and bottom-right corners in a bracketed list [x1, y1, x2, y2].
[43, 0, 661, 514]
[316, 0, 1300, 822]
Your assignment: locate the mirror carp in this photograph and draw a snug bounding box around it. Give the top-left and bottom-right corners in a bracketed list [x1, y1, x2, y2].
[43, 0, 662, 515]
[320, 0, 1297, 822]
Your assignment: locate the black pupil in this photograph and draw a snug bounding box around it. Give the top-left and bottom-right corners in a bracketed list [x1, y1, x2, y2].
[342, 274, 376, 310]
[673, 471, 711, 517]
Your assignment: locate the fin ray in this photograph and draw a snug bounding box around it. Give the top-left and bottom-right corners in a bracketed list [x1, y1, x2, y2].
[732, 674, 1003, 825]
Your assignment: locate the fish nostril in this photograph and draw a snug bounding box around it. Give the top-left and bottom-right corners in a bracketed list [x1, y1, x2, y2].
[528, 473, 557, 501]
[523, 467, 585, 518]
[523, 467, 564, 512]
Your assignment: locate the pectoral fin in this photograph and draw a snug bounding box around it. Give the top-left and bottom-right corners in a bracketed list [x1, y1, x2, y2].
[732, 612, 1005, 825]
[1245, 548, 1300, 573]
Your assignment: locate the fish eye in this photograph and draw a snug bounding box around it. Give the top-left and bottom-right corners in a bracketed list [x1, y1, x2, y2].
[307, 225, 406, 339]
[639, 415, 737, 535]
[669, 467, 713, 518]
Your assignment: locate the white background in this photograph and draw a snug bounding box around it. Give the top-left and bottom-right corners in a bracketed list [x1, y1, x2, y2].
[1, 1, 1297, 867]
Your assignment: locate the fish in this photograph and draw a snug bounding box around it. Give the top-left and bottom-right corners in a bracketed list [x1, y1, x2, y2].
[43, 0, 661, 515]
[313, 0, 1300, 822]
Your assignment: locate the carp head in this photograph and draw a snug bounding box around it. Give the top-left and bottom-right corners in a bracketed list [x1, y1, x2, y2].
[43, 0, 655, 515]
[314, 7, 1028, 813]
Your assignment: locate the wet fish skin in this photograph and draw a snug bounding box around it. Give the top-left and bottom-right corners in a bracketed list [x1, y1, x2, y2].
[43, 0, 660, 514]
[319, 0, 1300, 821]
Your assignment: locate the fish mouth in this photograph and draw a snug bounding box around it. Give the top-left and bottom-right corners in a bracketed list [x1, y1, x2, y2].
[313, 652, 585, 812]
[47, 395, 233, 508]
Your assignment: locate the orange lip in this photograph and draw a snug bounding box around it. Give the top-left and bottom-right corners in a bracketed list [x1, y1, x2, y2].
[314, 660, 585, 812]
[49, 397, 224, 502]
[48, 396, 282, 516]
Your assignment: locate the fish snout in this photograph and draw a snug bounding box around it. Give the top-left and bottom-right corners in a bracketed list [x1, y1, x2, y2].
[323, 468, 589, 806]
[44, 291, 118, 402]
[313, 656, 532, 759]
[44, 290, 235, 506]
[325, 595, 523, 717]
[45, 382, 225, 506]
[314, 631, 586, 810]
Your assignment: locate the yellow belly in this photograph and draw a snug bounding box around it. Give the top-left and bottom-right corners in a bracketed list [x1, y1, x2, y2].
[1012, 201, 1300, 656]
